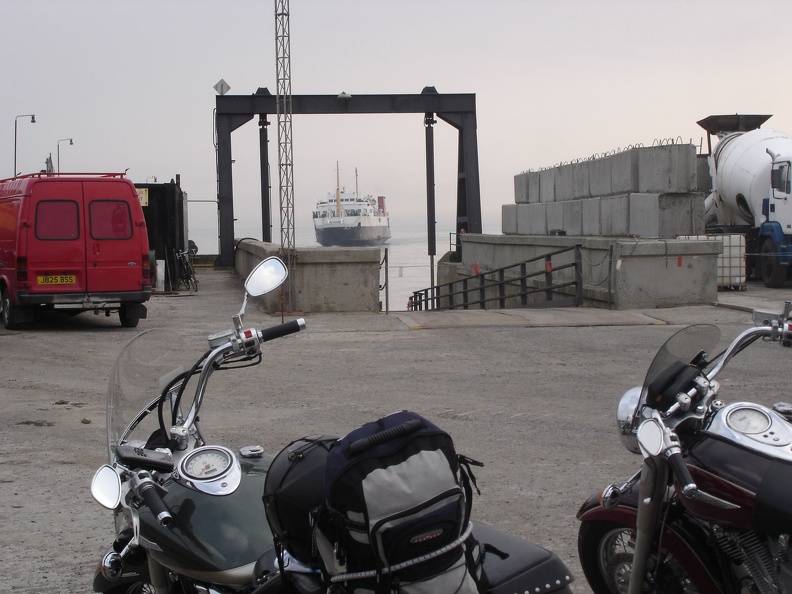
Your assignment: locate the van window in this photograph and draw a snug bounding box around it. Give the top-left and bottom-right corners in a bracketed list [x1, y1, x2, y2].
[36, 200, 80, 240]
[90, 200, 133, 239]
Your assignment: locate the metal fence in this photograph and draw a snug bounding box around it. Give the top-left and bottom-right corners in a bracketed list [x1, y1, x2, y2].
[411, 245, 583, 311]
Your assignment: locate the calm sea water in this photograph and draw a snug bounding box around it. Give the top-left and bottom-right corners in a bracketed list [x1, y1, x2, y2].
[188, 222, 460, 312]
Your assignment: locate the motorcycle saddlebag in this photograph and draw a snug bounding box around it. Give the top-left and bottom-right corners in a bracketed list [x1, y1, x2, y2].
[474, 522, 574, 593]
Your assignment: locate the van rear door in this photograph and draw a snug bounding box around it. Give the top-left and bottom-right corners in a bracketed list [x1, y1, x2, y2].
[26, 180, 87, 294]
[83, 180, 143, 293]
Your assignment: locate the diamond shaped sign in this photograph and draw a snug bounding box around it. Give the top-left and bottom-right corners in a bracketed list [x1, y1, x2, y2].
[214, 79, 231, 96]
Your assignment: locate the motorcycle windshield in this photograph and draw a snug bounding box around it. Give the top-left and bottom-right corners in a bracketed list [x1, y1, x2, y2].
[637, 324, 721, 416]
[107, 327, 205, 462]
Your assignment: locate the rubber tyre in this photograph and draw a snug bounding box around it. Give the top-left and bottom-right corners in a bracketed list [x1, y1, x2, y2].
[1, 289, 19, 330]
[188, 263, 198, 292]
[578, 520, 702, 594]
[101, 583, 155, 594]
[761, 238, 787, 288]
[119, 305, 140, 328]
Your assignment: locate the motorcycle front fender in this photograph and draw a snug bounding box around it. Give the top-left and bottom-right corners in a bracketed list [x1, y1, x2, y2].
[577, 488, 726, 593]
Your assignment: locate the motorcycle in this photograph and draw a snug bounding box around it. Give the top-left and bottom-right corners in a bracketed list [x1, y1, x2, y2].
[90, 256, 575, 594]
[577, 301, 792, 594]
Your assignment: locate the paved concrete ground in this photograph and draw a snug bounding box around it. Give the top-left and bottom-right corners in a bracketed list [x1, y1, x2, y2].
[2, 269, 791, 593]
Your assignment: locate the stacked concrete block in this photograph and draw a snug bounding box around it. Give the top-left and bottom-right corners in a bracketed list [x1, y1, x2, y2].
[637, 144, 697, 194]
[516, 203, 547, 235]
[508, 144, 702, 238]
[695, 154, 713, 193]
[546, 202, 564, 233]
[563, 200, 583, 235]
[611, 150, 639, 194]
[629, 193, 704, 238]
[589, 156, 612, 197]
[581, 198, 601, 236]
[555, 164, 575, 202]
[514, 174, 529, 204]
[502, 203, 518, 234]
[539, 169, 555, 203]
[525, 171, 541, 203]
[573, 162, 591, 199]
[601, 195, 631, 236]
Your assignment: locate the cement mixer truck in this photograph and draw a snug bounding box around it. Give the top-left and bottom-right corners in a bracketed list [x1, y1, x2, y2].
[699, 114, 792, 287]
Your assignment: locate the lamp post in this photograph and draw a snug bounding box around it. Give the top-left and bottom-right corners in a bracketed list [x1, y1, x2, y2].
[14, 114, 36, 176]
[57, 138, 73, 173]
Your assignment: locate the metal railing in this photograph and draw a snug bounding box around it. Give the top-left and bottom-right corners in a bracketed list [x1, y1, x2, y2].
[411, 245, 583, 311]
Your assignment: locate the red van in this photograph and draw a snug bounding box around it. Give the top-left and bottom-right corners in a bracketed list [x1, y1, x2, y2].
[0, 173, 152, 329]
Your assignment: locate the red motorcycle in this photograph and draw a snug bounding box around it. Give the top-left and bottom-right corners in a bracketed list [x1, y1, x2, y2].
[577, 302, 792, 594]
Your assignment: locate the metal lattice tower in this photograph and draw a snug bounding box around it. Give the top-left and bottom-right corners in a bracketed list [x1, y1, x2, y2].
[275, 0, 295, 310]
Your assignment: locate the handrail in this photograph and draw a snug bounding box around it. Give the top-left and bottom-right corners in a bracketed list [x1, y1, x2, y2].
[411, 245, 583, 311]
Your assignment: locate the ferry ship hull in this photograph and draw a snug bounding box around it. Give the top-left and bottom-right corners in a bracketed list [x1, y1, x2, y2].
[314, 223, 391, 247]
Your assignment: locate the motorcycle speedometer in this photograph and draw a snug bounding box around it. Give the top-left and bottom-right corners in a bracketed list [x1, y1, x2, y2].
[176, 445, 242, 495]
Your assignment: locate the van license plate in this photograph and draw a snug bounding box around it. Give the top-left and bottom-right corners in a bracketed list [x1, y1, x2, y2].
[38, 275, 76, 285]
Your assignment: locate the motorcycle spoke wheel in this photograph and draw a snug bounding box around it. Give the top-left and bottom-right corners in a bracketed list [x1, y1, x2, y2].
[579, 520, 702, 594]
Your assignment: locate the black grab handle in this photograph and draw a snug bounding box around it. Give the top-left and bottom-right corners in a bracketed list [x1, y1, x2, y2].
[346, 418, 425, 456]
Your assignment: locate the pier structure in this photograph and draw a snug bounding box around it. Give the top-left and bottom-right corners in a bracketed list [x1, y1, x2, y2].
[214, 87, 482, 267]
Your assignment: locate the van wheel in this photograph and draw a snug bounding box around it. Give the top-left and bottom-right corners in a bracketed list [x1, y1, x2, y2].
[119, 305, 140, 328]
[1, 289, 19, 330]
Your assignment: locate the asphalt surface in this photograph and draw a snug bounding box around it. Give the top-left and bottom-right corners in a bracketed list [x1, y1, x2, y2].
[3, 268, 792, 593]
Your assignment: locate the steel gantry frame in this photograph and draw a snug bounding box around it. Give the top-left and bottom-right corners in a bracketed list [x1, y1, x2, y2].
[213, 87, 481, 268]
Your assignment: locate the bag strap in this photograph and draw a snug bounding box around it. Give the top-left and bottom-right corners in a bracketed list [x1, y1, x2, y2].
[457, 454, 483, 525]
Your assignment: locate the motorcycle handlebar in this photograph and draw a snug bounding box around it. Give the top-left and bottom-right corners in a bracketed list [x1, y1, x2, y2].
[665, 446, 697, 498]
[136, 472, 172, 527]
[258, 318, 306, 343]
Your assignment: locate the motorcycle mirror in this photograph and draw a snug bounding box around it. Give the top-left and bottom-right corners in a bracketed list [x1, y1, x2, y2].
[637, 419, 665, 457]
[245, 257, 288, 297]
[91, 465, 122, 510]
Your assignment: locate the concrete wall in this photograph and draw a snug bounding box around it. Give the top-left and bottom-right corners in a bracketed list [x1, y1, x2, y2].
[234, 240, 381, 313]
[438, 233, 720, 309]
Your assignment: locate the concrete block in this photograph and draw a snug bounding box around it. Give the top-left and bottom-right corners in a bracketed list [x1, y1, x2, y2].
[547, 202, 564, 233]
[581, 197, 601, 236]
[502, 203, 518, 234]
[573, 162, 591, 199]
[555, 164, 575, 202]
[516, 203, 547, 235]
[630, 193, 705, 238]
[527, 171, 541, 203]
[611, 150, 638, 194]
[696, 154, 713, 193]
[514, 173, 529, 204]
[629, 193, 661, 237]
[637, 144, 696, 193]
[601, 194, 630, 236]
[589, 156, 613, 196]
[563, 200, 583, 235]
[539, 169, 555, 203]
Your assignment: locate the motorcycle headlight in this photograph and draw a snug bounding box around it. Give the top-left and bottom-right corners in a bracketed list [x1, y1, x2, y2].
[617, 387, 643, 455]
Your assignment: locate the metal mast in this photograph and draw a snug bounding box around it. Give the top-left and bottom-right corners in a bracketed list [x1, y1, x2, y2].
[275, 0, 295, 310]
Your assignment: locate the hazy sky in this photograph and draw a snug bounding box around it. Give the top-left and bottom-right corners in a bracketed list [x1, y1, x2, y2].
[3, 0, 791, 246]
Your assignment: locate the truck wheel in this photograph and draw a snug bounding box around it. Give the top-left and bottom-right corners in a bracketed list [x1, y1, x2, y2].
[119, 305, 140, 328]
[761, 238, 787, 288]
[1, 289, 19, 330]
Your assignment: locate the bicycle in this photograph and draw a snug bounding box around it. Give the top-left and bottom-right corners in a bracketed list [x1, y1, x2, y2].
[174, 248, 198, 292]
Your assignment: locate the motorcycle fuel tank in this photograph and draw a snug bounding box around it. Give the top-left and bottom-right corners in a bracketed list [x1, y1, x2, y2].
[687, 402, 792, 534]
[138, 454, 275, 586]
